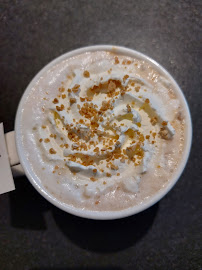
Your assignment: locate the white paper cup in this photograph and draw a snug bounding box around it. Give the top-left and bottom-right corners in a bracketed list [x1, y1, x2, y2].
[14, 45, 192, 220]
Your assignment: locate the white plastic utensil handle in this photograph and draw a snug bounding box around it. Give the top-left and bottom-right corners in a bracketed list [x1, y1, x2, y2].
[5, 130, 24, 177]
[0, 123, 24, 194]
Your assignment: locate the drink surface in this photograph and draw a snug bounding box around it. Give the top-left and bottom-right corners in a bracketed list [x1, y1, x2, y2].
[20, 51, 186, 211]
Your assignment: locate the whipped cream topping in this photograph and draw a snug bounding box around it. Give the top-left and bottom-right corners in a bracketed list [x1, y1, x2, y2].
[35, 53, 177, 197]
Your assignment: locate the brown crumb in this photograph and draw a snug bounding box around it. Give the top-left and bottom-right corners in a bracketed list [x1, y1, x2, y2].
[44, 138, 50, 143]
[111, 164, 118, 170]
[95, 201, 99, 205]
[115, 141, 121, 147]
[70, 98, 76, 104]
[50, 134, 57, 139]
[127, 104, 131, 112]
[56, 104, 65, 111]
[80, 97, 85, 102]
[53, 98, 59, 104]
[123, 75, 129, 82]
[90, 177, 97, 182]
[117, 173, 120, 176]
[49, 148, 56, 154]
[114, 56, 119, 64]
[59, 87, 65, 93]
[106, 172, 112, 177]
[162, 121, 168, 126]
[145, 98, 150, 104]
[108, 81, 116, 92]
[135, 86, 140, 92]
[39, 138, 43, 143]
[72, 84, 80, 93]
[83, 70, 90, 77]
[150, 116, 158, 125]
[159, 127, 169, 139]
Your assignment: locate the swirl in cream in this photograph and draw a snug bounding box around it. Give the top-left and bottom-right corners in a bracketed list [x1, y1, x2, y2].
[36, 54, 176, 197]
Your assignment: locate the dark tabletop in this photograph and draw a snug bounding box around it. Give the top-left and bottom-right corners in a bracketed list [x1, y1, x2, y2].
[1, 1, 202, 269]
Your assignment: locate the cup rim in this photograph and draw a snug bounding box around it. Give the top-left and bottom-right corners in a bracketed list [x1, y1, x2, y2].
[15, 45, 192, 220]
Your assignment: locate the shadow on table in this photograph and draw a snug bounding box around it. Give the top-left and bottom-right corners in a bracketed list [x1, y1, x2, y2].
[52, 200, 158, 252]
[9, 176, 50, 230]
[9, 176, 159, 252]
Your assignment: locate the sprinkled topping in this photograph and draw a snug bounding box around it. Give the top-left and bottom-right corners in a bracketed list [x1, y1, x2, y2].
[114, 56, 119, 64]
[127, 104, 131, 112]
[50, 134, 57, 139]
[150, 116, 158, 125]
[108, 81, 116, 92]
[159, 127, 169, 139]
[90, 177, 97, 182]
[72, 84, 80, 93]
[83, 70, 90, 77]
[53, 98, 59, 104]
[70, 98, 76, 104]
[49, 148, 56, 154]
[59, 87, 65, 92]
[135, 86, 140, 92]
[80, 97, 85, 102]
[145, 98, 150, 104]
[56, 104, 65, 111]
[111, 164, 118, 170]
[123, 75, 129, 82]
[36, 55, 176, 193]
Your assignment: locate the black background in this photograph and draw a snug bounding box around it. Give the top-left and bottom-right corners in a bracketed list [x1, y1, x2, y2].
[1, 1, 201, 269]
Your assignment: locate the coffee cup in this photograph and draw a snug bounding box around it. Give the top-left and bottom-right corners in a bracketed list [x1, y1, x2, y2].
[1, 45, 192, 219]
